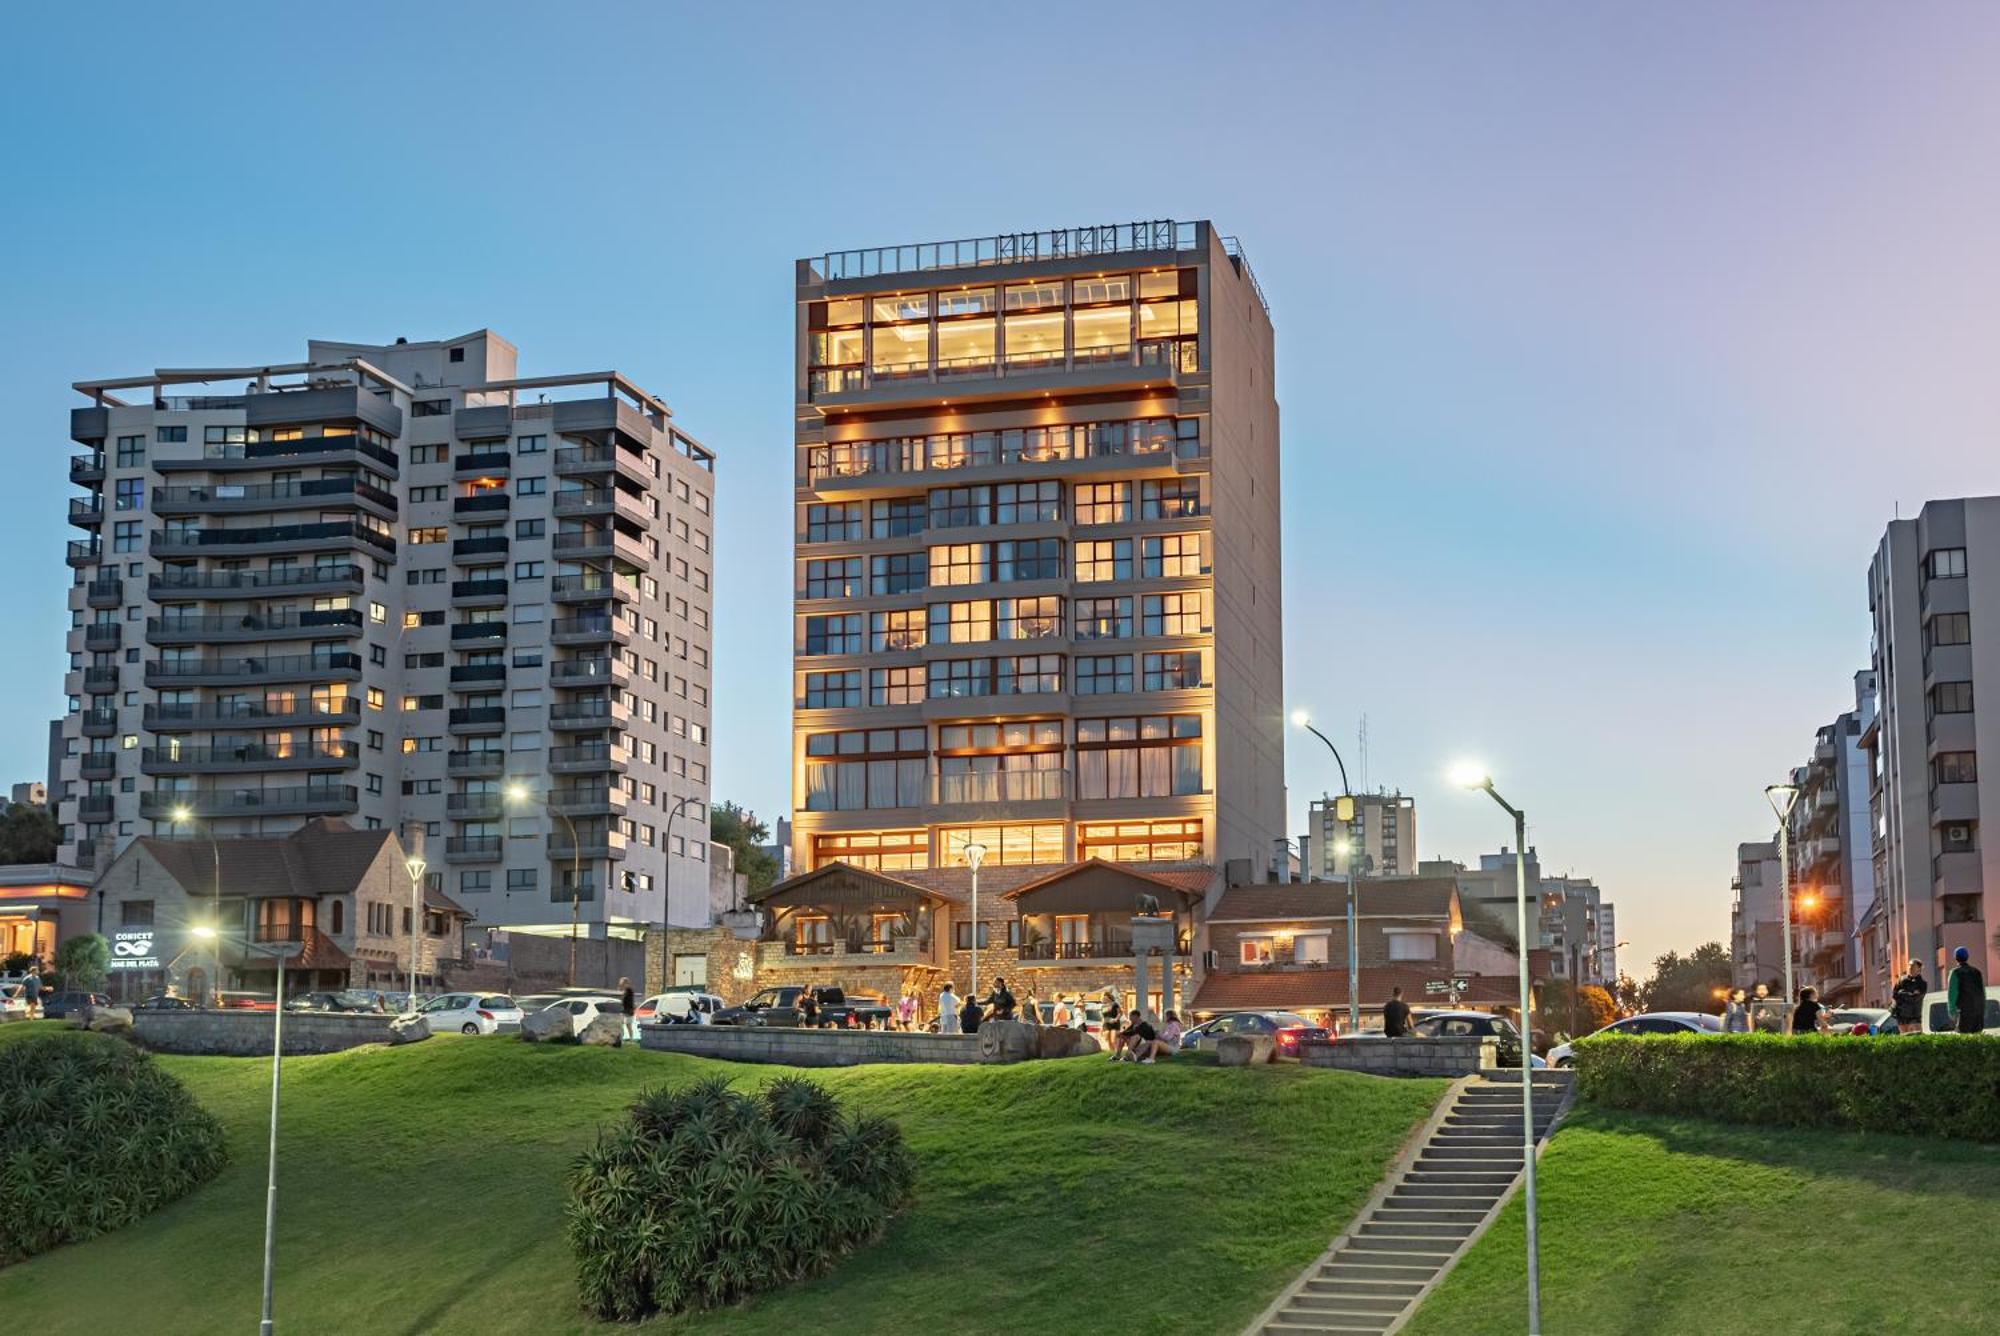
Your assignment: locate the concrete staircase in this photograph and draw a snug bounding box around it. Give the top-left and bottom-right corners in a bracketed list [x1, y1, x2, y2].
[1247, 1071, 1573, 1335]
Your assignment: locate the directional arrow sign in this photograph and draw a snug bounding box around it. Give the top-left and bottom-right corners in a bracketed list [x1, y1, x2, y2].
[1452, 977, 1470, 992]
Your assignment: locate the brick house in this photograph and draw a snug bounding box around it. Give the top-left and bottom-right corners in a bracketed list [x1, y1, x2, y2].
[92, 818, 470, 1001]
[1189, 876, 1539, 1029]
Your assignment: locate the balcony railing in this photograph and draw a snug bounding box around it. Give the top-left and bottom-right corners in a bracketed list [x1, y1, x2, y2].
[145, 699, 361, 730]
[139, 785, 359, 818]
[551, 574, 620, 601]
[807, 220, 1198, 282]
[145, 609, 365, 640]
[70, 452, 105, 482]
[145, 652, 362, 682]
[454, 451, 511, 476]
[936, 770, 1068, 804]
[190, 433, 399, 471]
[806, 420, 1203, 483]
[549, 742, 627, 771]
[454, 493, 510, 515]
[445, 836, 503, 861]
[453, 535, 510, 559]
[447, 750, 507, 775]
[149, 521, 394, 556]
[83, 624, 122, 650]
[551, 657, 624, 686]
[449, 663, 508, 686]
[451, 578, 508, 602]
[151, 477, 396, 511]
[81, 666, 120, 691]
[68, 496, 104, 526]
[141, 742, 358, 771]
[66, 539, 102, 566]
[85, 576, 123, 605]
[148, 564, 365, 595]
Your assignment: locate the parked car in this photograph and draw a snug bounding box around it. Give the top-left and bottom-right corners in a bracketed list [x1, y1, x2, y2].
[417, 992, 526, 1035]
[286, 990, 387, 1014]
[0, 985, 28, 1019]
[539, 995, 625, 1029]
[1826, 1007, 1893, 1035]
[512, 993, 565, 1016]
[635, 992, 724, 1024]
[1181, 1011, 1330, 1058]
[1410, 1010, 1550, 1068]
[1919, 986, 2000, 1033]
[1546, 1011, 1723, 1066]
[40, 990, 110, 1020]
[131, 992, 194, 1011]
[711, 985, 892, 1029]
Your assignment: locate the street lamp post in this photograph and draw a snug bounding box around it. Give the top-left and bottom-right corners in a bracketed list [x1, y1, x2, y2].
[662, 793, 694, 922]
[507, 784, 583, 987]
[1451, 762, 1541, 1336]
[1766, 784, 1800, 1030]
[171, 804, 221, 1007]
[962, 842, 988, 997]
[404, 847, 427, 1015]
[1292, 712, 1361, 1035]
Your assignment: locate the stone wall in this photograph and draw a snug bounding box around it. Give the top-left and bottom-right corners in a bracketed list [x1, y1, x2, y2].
[134, 1009, 400, 1057]
[1299, 1036, 1497, 1078]
[639, 1023, 981, 1068]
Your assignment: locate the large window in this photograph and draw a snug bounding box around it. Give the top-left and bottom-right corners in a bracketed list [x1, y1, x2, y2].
[1075, 654, 1134, 695]
[813, 830, 927, 872]
[996, 481, 1061, 524]
[804, 557, 862, 599]
[927, 657, 994, 699]
[870, 608, 925, 651]
[1078, 818, 1203, 863]
[1141, 478, 1204, 519]
[997, 538, 1062, 581]
[1932, 681, 1975, 715]
[1143, 593, 1206, 637]
[1935, 751, 1978, 784]
[1074, 482, 1132, 526]
[871, 316, 929, 378]
[937, 720, 1065, 804]
[1004, 309, 1064, 367]
[929, 543, 989, 587]
[935, 316, 995, 373]
[929, 485, 989, 530]
[870, 666, 926, 706]
[1074, 596, 1133, 641]
[803, 728, 927, 811]
[929, 601, 994, 644]
[803, 614, 863, 655]
[996, 654, 1062, 695]
[805, 502, 862, 542]
[872, 497, 926, 538]
[999, 596, 1063, 641]
[1075, 715, 1204, 800]
[1142, 533, 1205, 578]
[1929, 613, 1972, 647]
[940, 824, 1064, 866]
[1143, 653, 1204, 692]
[1075, 539, 1133, 583]
[1925, 547, 1968, 581]
[871, 551, 927, 595]
[803, 671, 862, 708]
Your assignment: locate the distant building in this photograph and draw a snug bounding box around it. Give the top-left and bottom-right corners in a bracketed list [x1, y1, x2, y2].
[1425, 848, 1615, 987]
[1732, 840, 1783, 990]
[1780, 670, 1878, 1002]
[1304, 790, 1416, 878]
[9, 782, 48, 809]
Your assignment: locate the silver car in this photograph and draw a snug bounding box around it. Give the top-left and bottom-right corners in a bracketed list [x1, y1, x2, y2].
[417, 992, 524, 1035]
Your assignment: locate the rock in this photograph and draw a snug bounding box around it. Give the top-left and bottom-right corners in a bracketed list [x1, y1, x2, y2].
[84, 1006, 134, 1034]
[520, 1008, 575, 1043]
[388, 1014, 431, 1045]
[977, 1019, 1037, 1063]
[1216, 1035, 1276, 1067]
[578, 1014, 625, 1046]
[1035, 1025, 1101, 1059]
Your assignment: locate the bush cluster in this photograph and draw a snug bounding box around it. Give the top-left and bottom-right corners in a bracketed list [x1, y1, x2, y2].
[566, 1075, 915, 1321]
[0, 1031, 228, 1263]
[1575, 1032, 2000, 1141]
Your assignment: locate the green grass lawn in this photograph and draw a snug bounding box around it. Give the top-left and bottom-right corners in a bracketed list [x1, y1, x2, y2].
[0, 1022, 1440, 1335]
[1402, 1104, 2000, 1335]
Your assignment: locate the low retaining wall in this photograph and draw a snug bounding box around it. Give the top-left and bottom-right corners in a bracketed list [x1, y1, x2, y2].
[134, 1009, 399, 1057]
[640, 1023, 981, 1067]
[1300, 1036, 1497, 1077]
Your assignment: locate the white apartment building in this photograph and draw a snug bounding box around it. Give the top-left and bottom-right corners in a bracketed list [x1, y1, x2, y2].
[1732, 839, 1782, 990]
[56, 331, 717, 941]
[1779, 670, 1878, 1001]
[1305, 790, 1416, 879]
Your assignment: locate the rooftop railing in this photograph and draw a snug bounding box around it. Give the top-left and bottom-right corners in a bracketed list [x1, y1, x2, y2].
[808, 220, 1199, 283]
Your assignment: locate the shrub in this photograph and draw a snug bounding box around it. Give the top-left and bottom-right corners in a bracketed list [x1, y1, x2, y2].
[566, 1075, 915, 1321]
[1575, 1033, 2000, 1142]
[0, 1030, 228, 1263]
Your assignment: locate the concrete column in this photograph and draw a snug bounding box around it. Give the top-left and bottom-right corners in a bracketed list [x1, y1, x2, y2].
[1130, 915, 1176, 1020]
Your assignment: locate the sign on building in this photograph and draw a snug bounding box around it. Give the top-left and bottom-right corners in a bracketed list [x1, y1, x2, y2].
[108, 929, 160, 972]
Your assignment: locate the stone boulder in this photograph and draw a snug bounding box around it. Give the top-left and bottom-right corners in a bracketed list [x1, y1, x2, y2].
[1035, 1025, 1101, 1059]
[84, 1006, 134, 1034]
[387, 1014, 431, 1045]
[1216, 1035, 1277, 1067]
[977, 1019, 1037, 1064]
[578, 1014, 625, 1047]
[520, 1008, 575, 1043]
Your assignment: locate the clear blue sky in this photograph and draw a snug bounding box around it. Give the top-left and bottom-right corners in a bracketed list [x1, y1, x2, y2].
[5, 3, 1997, 974]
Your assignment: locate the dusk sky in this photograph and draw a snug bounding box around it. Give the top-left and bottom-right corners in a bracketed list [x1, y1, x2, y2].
[6, 4, 1999, 974]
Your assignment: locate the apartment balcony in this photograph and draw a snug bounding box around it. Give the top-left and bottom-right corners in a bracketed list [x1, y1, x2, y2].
[551, 529, 614, 560]
[447, 707, 507, 734]
[1016, 935, 1193, 966]
[79, 706, 118, 737]
[452, 535, 509, 560]
[449, 663, 508, 687]
[148, 564, 365, 599]
[806, 431, 1208, 498]
[453, 450, 512, 480]
[145, 698, 362, 732]
[446, 750, 507, 777]
[68, 496, 104, 528]
[757, 937, 930, 969]
[150, 476, 397, 518]
[445, 836, 503, 863]
[446, 793, 506, 820]
[450, 578, 509, 608]
[149, 521, 394, 560]
[144, 608, 365, 646]
[145, 652, 363, 688]
[547, 786, 627, 819]
[139, 785, 359, 820]
[78, 753, 117, 781]
[454, 492, 510, 518]
[1931, 782, 1980, 825]
[450, 621, 507, 645]
[70, 452, 105, 483]
[141, 742, 360, 776]
[81, 666, 120, 693]
[151, 431, 399, 475]
[550, 656, 628, 688]
[553, 444, 650, 488]
[550, 615, 618, 646]
[551, 574, 625, 604]
[807, 339, 1194, 414]
[83, 623, 122, 651]
[934, 770, 1070, 806]
[77, 794, 116, 825]
[553, 487, 616, 519]
[85, 576, 123, 608]
[549, 699, 626, 731]
[66, 539, 102, 568]
[547, 829, 628, 862]
[549, 742, 627, 774]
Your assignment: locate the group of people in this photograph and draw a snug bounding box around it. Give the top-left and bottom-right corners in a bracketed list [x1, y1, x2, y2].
[1107, 1009, 1184, 1063]
[1717, 946, 1988, 1035]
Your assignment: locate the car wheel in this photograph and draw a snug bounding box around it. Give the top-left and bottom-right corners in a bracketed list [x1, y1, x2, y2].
[461, 1022, 479, 1035]
[1556, 1057, 1573, 1069]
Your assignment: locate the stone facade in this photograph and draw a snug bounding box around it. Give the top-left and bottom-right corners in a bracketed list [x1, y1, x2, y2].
[133, 1008, 402, 1056]
[1299, 1036, 1498, 1078]
[639, 1022, 980, 1067]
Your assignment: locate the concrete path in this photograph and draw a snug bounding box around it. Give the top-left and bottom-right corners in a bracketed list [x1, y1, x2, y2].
[1244, 1070, 1574, 1335]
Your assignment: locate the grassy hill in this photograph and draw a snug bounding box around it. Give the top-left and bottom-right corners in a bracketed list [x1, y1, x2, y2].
[0, 1023, 1441, 1334]
[1402, 1104, 2000, 1335]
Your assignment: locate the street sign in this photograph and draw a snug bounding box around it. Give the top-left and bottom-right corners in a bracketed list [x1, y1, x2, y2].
[1452, 977, 1470, 992]
[108, 929, 159, 972]
[1424, 980, 1450, 996]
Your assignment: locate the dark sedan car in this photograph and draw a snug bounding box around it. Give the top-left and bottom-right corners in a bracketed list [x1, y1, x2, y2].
[41, 990, 109, 1019]
[1409, 1010, 1545, 1068]
[1181, 1011, 1331, 1057]
[131, 993, 195, 1011]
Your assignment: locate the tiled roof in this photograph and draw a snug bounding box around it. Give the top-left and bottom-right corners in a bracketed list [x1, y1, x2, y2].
[1208, 876, 1458, 923]
[1001, 859, 1212, 901]
[893, 860, 1213, 907]
[1190, 965, 1524, 1014]
[752, 860, 950, 907]
[137, 818, 394, 902]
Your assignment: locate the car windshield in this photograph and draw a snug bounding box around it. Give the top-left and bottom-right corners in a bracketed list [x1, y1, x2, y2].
[479, 996, 515, 1009]
[1271, 1013, 1313, 1028]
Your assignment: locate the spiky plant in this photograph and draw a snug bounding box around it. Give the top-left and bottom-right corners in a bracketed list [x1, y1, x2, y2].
[0, 1032, 227, 1264]
[567, 1076, 913, 1321]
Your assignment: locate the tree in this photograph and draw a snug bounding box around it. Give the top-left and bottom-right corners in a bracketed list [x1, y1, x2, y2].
[1542, 979, 1619, 1036]
[711, 801, 780, 896]
[1612, 974, 1642, 1015]
[0, 804, 58, 865]
[1638, 941, 1733, 1014]
[55, 934, 110, 991]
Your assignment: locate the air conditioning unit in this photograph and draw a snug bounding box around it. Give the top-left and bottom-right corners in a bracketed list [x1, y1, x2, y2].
[1948, 825, 1971, 843]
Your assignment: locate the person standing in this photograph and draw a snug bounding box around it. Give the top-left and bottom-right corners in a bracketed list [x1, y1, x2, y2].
[1101, 990, 1122, 1044]
[1722, 988, 1752, 1034]
[987, 975, 1017, 1022]
[1051, 995, 1073, 1028]
[1791, 986, 1830, 1035]
[896, 988, 918, 1032]
[21, 968, 41, 1020]
[1891, 960, 1929, 1035]
[1948, 946, 1987, 1034]
[937, 982, 961, 1035]
[618, 977, 637, 1042]
[1383, 986, 1412, 1038]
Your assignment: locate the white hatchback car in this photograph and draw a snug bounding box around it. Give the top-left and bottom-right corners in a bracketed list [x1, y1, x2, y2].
[1547, 1011, 1722, 1066]
[417, 992, 524, 1035]
[635, 992, 723, 1024]
[542, 995, 625, 1029]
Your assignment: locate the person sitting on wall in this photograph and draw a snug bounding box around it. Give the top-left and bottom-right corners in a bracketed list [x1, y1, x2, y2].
[1113, 1009, 1162, 1063]
[959, 992, 984, 1035]
[986, 975, 1017, 1021]
[1383, 986, 1413, 1038]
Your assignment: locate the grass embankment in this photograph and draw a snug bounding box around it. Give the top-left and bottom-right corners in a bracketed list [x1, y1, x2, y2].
[1402, 1104, 2000, 1335]
[0, 1022, 1440, 1335]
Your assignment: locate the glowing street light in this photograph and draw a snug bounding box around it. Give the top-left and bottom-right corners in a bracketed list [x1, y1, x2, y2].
[963, 841, 988, 996]
[1766, 783, 1801, 1028]
[507, 783, 584, 986]
[1450, 759, 1541, 1334]
[1291, 711, 1361, 1034]
[172, 804, 222, 1008]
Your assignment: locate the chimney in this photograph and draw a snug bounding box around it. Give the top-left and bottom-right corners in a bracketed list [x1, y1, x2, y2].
[1272, 837, 1291, 884]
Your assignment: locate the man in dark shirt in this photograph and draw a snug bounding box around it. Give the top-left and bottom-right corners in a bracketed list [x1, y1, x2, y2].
[1890, 960, 1928, 1034]
[1948, 946, 1987, 1034]
[1791, 986, 1829, 1035]
[1383, 986, 1412, 1038]
[1115, 1010, 1158, 1062]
